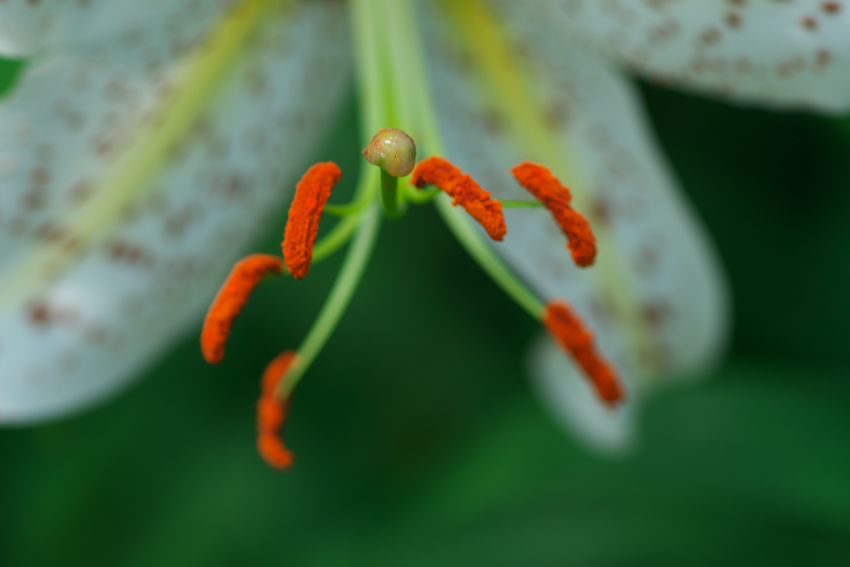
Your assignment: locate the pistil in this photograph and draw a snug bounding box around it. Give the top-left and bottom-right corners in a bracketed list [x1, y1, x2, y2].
[363, 127, 417, 219]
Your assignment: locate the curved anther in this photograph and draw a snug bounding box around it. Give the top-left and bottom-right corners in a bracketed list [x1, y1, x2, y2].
[543, 300, 624, 406]
[283, 162, 343, 279]
[511, 162, 596, 267]
[201, 253, 284, 364]
[257, 351, 298, 469]
[411, 156, 507, 241]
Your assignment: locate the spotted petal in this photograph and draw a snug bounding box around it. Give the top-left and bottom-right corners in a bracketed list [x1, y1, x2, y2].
[423, 0, 729, 452]
[0, 0, 234, 57]
[484, 0, 850, 113]
[0, 1, 351, 424]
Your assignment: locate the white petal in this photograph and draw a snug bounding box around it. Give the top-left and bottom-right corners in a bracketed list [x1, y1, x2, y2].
[487, 0, 850, 113]
[0, 0, 245, 276]
[423, 1, 729, 450]
[0, 2, 351, 424]
[0, 0, 233, 57]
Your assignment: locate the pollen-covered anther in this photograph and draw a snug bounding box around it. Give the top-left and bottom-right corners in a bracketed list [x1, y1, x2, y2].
[282, 161, 342, 279]
[511, 162, 597, 267]
[201, 253, 284, 364]
[542, 300, 624, 406]
[362, 128, 417, 177]
[257, 351, 298, 469]
[411, 156, 507, 241]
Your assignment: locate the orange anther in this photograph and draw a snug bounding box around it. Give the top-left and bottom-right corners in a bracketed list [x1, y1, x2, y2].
[257, 350, 297, 469]
[542, 300, 624, 405]
[511, 162, 596, 267]
[411, 156, 507, 241]
[282, 162, 342, 279]
[201, 253, 283, 364]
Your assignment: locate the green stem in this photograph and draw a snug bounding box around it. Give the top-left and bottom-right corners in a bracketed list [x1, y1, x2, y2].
[323, 188, 376, 217]
[403, 184, 440, 204]
[323, 204, 364, 217]
[435, 194, 544, 320]
[380, 169, 400, 218]
[278, 175, 382, 398]
[311, 214, 361, 263]
[276, 0, 393, 396]
[500, 200, 543, 209]
[377, 0, 547, 322]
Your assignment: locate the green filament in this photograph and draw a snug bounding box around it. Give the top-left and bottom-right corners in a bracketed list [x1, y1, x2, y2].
[501, 200, 543, 209]
[280, 176, 382, 396]
[276, 0, 554, 396]
[376, 0, 545, 320]
[403, 184, 440, 204]
[274, 0, 392, 396]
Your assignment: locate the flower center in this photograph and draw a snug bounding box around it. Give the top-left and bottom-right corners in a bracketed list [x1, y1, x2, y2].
[198, 0, 628, 469]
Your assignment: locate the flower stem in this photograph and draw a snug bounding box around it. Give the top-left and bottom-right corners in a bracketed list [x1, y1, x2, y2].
[311, 214, 361, 263]
[379, 0, 545, 321]
[380, 169, 401, 218]
[275, 0, 389, 396]
[322, 188, 376, 217]
[403, 184, 440, 205]
[435, 194, 543, 320]
[500, 200, 543, 209]
[278, 170, 382, 397]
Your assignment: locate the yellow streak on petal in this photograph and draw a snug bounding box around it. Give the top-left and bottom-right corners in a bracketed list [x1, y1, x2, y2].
[440, 0, 656, 376]
[0, 0, 285, 315]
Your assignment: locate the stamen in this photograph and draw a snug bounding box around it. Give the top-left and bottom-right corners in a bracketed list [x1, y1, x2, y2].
[511, 162, 596, 267]
[411, 156, 507, 241]
[257, 350, 297, 469]
[542, 300, 624, 406]
[201, 253, 283, 364]
[282, 162, 343, 279]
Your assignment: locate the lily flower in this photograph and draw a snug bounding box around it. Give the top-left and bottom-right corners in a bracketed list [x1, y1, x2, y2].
[0, 0, 842, 458]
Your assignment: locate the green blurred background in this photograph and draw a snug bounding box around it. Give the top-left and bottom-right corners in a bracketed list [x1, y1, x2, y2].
[2, 78, 850, 566]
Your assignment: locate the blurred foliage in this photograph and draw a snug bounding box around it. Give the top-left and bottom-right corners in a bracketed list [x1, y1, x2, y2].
[2, 75, 850, 566]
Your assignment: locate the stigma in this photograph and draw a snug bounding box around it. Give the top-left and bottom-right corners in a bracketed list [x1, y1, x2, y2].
[363, 128, 417, 177]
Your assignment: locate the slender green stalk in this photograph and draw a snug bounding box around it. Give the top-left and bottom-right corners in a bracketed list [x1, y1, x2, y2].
[323, 204, 364, 217]
[274, 0, 388, 396]
[403, 184, 440, 204]
[380, 169, 401, 218]
[351, 0, 386, 145]
[278, 174, 382, 397]
[276, 0, 550, 399]
[435, 194, 544, 320]
[501, 200, 543, 209]
[313, 197, 539, 263]
[323, 189, 376, 217]
[311, 214, 361, 263]
[382, 0, 545, 320]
